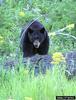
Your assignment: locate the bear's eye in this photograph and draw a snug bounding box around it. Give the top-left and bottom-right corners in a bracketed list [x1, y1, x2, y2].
[29, 28, 33, 34]
[40, 28, 45, 34]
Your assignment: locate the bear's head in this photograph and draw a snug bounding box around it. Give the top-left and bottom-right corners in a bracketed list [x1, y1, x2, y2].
[27, 21, 47, 48]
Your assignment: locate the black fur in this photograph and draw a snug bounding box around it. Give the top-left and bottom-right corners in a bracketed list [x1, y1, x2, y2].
[20, 20, 49, 57]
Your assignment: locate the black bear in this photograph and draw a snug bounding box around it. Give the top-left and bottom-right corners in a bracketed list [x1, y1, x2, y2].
[20, 20, 49, 57]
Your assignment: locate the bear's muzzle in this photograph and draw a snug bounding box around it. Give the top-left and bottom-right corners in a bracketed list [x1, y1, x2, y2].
[33, 40, 40, 48]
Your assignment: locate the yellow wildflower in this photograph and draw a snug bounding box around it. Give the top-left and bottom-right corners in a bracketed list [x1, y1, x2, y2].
[52, 52, 65, 64]
[25, 97, 32, 100]
[66, 24, 74, 30]
[19, 11, 25, 17]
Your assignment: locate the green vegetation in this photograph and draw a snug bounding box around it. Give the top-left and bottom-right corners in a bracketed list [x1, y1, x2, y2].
[0, 0, 76, 100]
[0, 66, 76, 100]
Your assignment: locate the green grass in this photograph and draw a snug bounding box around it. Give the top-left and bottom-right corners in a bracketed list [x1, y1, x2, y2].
[0, 0, 76, 55]
[0, 65, 76, 100]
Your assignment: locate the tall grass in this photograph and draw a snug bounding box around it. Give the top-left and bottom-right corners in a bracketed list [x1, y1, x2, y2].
[0, 65, 76, 100]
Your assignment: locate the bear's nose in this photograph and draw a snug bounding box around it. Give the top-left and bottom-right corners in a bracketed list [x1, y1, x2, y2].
[33, 40, 40, 48]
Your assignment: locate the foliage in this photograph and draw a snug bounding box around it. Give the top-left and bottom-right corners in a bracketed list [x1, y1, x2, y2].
[0, 0, 76, 56]
[0, 65, 76, 100]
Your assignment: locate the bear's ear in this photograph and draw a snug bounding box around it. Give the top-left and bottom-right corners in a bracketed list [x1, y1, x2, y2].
[40, 27, 45, 33]
[28, 28, 33, 33]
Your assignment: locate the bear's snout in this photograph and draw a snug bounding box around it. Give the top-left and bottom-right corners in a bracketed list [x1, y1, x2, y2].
[33, 40, 40, 48]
